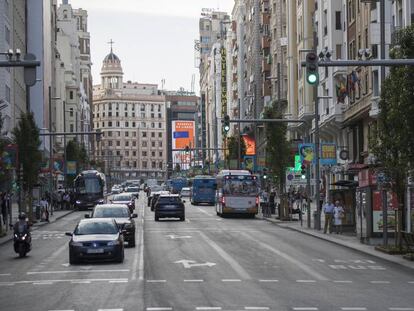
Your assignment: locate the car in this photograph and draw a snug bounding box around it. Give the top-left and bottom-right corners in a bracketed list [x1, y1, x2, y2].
[150, 190, 170, 211]
[111, 186, 122, 194]
[180, 187, 191, 198]
[154, 194, 185, 221]
[125, 186, 140, 198]
[147, 185, 164, 204]
[86, 204, 137, 247]
[65, 218, 125, 264]
[110, 193, 135, 213]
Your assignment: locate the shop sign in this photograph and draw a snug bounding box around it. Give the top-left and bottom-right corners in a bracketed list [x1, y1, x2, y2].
[299, 143, 315, 165]
[372, 190, 397, 233]
[320, 143, 337, 165]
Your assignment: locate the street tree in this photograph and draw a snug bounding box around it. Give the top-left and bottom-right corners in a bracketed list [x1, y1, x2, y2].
[66, 139, 89, 186]
[263, 99, 290, 193]
[12, 112, 42, 222]
[226, 135, 246, 167]
[370, 24, 414, 248]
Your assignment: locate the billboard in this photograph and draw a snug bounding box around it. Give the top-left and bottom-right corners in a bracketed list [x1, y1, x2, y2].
[172, 120, 195, 170]
[320, 143, 337, 165]
[242, 135, 256, 156]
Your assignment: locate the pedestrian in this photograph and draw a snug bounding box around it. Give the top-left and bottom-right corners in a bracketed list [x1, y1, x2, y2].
[333, 200, 345, 234]
[39, 196, 49, 222]
[269, 190, 276, 215]
[63, 192, 71, 210]
[1, 192, 8, 226]
[323, 199, 335, 234]
[261, 189, 269, 217]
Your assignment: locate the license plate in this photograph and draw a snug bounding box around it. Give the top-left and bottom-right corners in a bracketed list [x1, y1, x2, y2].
[87, 248, 104, 254]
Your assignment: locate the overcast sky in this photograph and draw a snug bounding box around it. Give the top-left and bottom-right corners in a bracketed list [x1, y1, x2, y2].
[66, 0, 234, 94]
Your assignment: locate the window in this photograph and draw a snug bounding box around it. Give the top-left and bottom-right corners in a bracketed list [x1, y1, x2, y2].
[151, 132, 155, 138]
[132, 122, 136, 127]
[117, 141, 120, 146]
[132, 141, 136, 147]
[151, 123, 155, 128]
[159, 141, 162, 147]
[102, 122, 105, 127]
[102, 112, 105, 117]
[125, 141, 129, 147]
[151, 151, 155, 157]
[159, 162, 163, 169]
[116, 112, 119, 117]
[141, 113, 146, 118]
[125, 121, 129, 127]
[125, 131, 129, 137]
[152, 161, 156, 169]
[116, 121, 120, 127]
[141, 122, 146, 128]
[108, 141, 113, 147]
[158, 123, 162, 128]
[70, 124, 74, 132]
[108, 103, 112, 110]
[134, 161, 137, 168]
[158, 113, 162, 118]
[132, 132, 136, 137]
[108, 131, 112, 137]
[125, 151, 129, 156]
[151, 104, 154, 112]
[142, 161, 147, 168]
[151, 113, 155, 118]
[124, 104, 128, 111]
[151, 141, 156, 147]
[335, 12, 341, 30]
[70, 91, 74, 100]
[158, 133, 162, 138]
[142, 141, 147, 147]
[108, 121, 112, 127]
[69, 108, 74, 117]
[159, 151, 163, 157]
[336, 45, 342, 59]
[133, 151, 137, 156]
[117, 131, 121, 136]
[5, 85, 11, 103]
[142, 131, 147, 137]
[125, 112, 128, 117]
[5, 25, 10, 44]
[158, 105, 161, 112]
[142, 151, 147, 157]
[108, 111, 112, 117]
[140, 104, 145, 111]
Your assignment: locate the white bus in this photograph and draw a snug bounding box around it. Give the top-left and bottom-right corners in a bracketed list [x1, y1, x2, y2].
[215, 170, 259, 217]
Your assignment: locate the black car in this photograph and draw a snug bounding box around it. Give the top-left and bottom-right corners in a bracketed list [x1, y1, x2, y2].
[154, 194, 185, 221]
[150, 191, 170, 211]
[87, 204, 137, 247]
[110, 193, 135, 213]
[66, 218, 125, 264]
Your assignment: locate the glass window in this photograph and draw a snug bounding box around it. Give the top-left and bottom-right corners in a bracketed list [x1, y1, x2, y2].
[93, 207, 129, 218]
[158, 133, 162, 138]
[151, 141, 155, 147]
[142, 132, 147, 137]
[151, 132, 155, 138]
[75, 221, 118, 235]
[117, 141, 120, 146]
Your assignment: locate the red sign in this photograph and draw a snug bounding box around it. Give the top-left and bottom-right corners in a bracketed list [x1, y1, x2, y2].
[242, 135, 256, 156]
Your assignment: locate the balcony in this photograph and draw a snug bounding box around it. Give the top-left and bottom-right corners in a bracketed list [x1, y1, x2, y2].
[261, 12, 271, 25]
[262, 80, 271, 97]
[262, 59, 271, 72]
[261, 37, 270, 49]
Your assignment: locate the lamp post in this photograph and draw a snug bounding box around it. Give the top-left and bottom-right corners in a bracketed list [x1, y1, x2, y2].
[48, 86, 60, 215]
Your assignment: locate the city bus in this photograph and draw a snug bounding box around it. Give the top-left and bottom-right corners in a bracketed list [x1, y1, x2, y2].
[73, 170, 107, 210]
[215, 170, 259, 217]
[166, 177, 188, 194]
[191, 175, 216, 205]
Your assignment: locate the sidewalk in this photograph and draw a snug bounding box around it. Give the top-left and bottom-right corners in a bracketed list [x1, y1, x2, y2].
[0, 202, 75, 246]
[258, 201, 414, 270]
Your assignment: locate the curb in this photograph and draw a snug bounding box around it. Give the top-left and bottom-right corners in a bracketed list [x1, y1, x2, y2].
[260, 215, 414, 271]
[0, 210, 76, 246]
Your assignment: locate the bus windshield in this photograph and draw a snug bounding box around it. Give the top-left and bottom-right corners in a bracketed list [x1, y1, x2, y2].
[75, 177, 102, 194]
[222, 176, 258, 196]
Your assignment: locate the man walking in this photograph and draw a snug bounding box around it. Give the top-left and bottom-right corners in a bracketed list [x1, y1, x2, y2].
[323, 199, 335, 234]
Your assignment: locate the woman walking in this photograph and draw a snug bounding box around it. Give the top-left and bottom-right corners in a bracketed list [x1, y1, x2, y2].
[333, 200, 345, 234]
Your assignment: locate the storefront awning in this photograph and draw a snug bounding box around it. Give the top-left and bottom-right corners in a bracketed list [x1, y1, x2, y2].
[330, 180, 359, 188]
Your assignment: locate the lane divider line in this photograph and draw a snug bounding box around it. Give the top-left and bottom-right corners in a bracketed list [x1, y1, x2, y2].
[222, 279, 241, 282]
[296, 280, 316, 283]
[245, 307, 270, 310]
[259, 279, 279, 282]
[184, 279, 204, 282]
[146, 308, 173, 311]
[196, 307, 222, 310]
[27, 269, 130, 275]
[292, 308, 319, 311]
[341, 308, 367, 311]
[146, 280, 167, 283]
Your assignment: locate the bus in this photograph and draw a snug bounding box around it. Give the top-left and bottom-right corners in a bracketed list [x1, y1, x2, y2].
[191, 175, 216, 206]
[73, 170, 107, 210]
[215, 170, 259, 217]
[166, 177, 188, 194]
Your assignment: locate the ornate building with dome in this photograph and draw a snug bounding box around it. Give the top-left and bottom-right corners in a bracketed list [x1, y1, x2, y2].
[92, 47, 167, 183]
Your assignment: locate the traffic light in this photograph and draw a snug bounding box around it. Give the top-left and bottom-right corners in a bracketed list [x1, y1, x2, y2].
[306, 52, 319, 85]
[301, 164, 306, 179]
[263, 168, 268, 180]
[223, 115, 230, 134]
[185, 145, 190, 154]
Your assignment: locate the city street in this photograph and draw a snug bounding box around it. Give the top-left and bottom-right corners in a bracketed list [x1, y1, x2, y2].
[0, 193, 413, 311]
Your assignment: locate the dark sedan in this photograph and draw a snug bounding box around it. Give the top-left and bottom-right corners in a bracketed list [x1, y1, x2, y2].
[66, 218, 125, 264]
[150, 191, 170, 211]
[154, 194, 185, 221]
[110, 193, 135, 213]
[87, 204, 137, 247]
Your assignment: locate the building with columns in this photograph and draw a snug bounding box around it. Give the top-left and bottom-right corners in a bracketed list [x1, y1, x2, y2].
[92, 47, 167, 184]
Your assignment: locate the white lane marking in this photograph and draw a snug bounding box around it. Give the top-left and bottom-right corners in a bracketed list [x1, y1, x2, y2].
[133, 205, 144, 281]
[240, 232, 328, 281]
[146, 279, 167, 283]
[370, 280, 390, 284]
[341, 308, 367, 311]
[109, 280, 128, 283]
[259, 279, 279, 282]
[296, 280, 316, 283]
[98, 309, 123, 311]
[245, 307, 270, 310]
[33, 282, 54, 285]
[196, 308, 222, 310]
[146, 308, 173, 311]
[175, 259, 216, 268]
[185, 218, 190, 223]
[198, 231, 251, 280]
[292, 308, 318, 311]
[0, 273, 11, 276]
[389, 308, 414, 310]
[333, 280, 353, 283]
[0, 283, 14, 286]
[184, 279, 204, 282]
[48, 310, 75, 311]
[197, 207, 214, 216]
[408, 281, 414, 284]
[70, 281, 91, 284]
[4, 278, 128, 285]
[222, 279, 241, 282]
[27, 269, 129, 275]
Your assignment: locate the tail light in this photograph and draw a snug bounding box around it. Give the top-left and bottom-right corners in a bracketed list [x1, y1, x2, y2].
[221, 196, 225, 205]
[256, 196, 259, 206]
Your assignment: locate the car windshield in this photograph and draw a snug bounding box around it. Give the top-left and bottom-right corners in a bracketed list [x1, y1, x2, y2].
[74, 221, 118, 235]
[158, 197, 181, 204]
[126, 187, 138, 192]
[113, 195, 131, 201]
[93, 207, 130, 218]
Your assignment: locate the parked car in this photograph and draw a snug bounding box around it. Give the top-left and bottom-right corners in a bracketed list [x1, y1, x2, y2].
[180, 187, 191, 198]
[110, 193, 135, 213]
[150, 191, 170, 211]
[86, 204, 137, 247]
[125, 186, 140, 198]
[154, 194, 185, 221]
[66, 218, 125, 264]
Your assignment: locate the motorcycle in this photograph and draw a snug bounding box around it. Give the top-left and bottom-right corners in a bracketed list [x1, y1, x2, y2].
[13, 232, 31, 258]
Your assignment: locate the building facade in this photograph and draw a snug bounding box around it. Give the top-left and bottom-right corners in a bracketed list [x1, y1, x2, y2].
[93, 49, 167, 184]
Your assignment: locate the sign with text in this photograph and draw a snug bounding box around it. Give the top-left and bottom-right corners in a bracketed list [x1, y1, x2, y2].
[299, 143, 315, 165]
[320, 143, 337, 165]
[172, 120, 195, 170]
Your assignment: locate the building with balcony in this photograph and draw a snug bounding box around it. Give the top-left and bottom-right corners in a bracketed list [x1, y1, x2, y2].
[92, 48, 167, 183]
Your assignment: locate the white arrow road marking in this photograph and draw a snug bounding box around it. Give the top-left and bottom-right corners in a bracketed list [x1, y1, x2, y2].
[165, 234, 192, 239]
[61, 263, 70, 267]
[174, 259, 216, 268]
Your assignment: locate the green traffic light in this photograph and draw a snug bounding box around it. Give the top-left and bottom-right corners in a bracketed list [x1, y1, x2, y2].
[301, 174, 306, 180]
[224, 125, 230, 132]
[307, 73, 318, 84]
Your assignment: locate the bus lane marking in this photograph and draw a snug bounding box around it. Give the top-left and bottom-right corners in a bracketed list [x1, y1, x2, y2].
[198, 231, 252, 280]
[197, 207, 214, 216]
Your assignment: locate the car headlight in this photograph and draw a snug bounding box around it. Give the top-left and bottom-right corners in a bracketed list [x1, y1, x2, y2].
[75, 200, 82, 204]
[107, 240, 120, 246]
[70, 241, 83, 247]
[97, 199, 105, 204]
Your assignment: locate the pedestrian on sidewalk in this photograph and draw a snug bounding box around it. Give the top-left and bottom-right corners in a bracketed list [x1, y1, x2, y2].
[1, 192, 7, 227]
[333, 200, 345, 234]
[323, 199, 335, 234]
[63, 192, 71, 210]
[39, 196, 49, 222]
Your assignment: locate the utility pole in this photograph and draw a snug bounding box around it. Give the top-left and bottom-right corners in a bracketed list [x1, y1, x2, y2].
[237, 98, 241, 169]
[63, 101, 67, 188]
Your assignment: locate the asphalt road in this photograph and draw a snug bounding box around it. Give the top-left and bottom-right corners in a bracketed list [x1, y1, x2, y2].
[0, 193, 413, 311]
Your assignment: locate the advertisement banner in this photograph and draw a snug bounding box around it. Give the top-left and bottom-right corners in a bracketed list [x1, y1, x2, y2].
[172, 120, 195, 170]
[242, 155, 256, 172]
[242, 135, 256, 156]
[221, 47, 227, 120]
[299, 143, 315, 165]
[320, 143, 337, 165]
[66, 161, 77, 175]
[372, 190, 397, 233]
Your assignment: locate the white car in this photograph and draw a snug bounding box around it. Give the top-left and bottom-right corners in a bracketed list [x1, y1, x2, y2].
[111, 186, 122, 194]
[180, 187, 191, 198]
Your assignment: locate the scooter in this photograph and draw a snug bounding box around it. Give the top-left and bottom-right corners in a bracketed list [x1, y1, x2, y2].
[13, 232, 31, 258]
